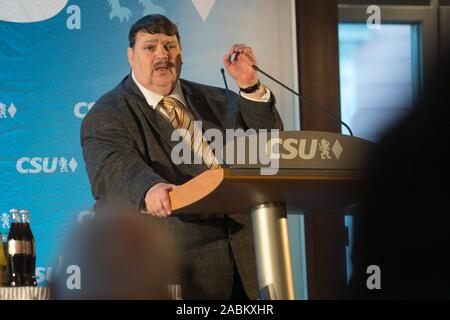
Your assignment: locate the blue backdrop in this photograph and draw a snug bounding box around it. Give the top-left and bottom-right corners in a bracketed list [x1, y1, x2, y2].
[0, 0, 301, 290]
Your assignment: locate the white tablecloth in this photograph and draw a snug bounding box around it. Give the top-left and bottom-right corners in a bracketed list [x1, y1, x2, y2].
[0, 286, 50, 300]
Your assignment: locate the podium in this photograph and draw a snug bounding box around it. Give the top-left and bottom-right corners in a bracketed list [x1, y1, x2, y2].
[169, 131, 375, 300]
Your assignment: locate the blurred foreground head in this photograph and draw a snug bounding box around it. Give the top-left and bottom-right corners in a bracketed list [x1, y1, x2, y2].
[349, 56, 450, 299]
[50, 204, 177, 299]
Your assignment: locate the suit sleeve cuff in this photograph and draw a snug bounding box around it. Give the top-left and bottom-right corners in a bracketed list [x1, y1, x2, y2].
[240, 86, 271, 102]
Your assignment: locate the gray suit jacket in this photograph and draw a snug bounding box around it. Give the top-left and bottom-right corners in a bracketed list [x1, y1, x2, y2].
[80, 74, 283, 299]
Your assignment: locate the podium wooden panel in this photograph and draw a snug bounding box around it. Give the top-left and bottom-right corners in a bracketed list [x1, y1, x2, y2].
[168, 131, 375, 300]
[170, 168, 364, 215]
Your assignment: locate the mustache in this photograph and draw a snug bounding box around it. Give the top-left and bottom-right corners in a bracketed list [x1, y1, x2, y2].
[153, 61, 175, 69]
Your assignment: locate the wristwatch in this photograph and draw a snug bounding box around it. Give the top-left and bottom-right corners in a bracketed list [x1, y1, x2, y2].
[239, 80, 261, 94]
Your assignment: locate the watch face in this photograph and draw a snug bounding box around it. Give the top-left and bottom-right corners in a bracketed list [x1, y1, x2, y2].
[240, 80, 261, 93]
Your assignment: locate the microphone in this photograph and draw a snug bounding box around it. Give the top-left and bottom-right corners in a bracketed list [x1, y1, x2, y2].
[252, 65, 354, 136]
[220, 68, 237, 130]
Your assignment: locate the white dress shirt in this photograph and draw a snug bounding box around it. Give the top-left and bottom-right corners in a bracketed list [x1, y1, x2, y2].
[131, 71, 271, 109]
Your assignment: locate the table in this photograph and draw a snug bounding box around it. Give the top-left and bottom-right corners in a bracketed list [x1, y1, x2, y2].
[0, 286, 50, 300]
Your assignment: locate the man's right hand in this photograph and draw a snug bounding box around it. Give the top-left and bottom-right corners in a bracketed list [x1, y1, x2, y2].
[143, 182, 177, 218]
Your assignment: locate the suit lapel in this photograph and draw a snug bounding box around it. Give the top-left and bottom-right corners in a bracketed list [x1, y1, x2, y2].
[123, 74, 178, 151]
[180, 80, 224, 134]
[123, 75, 223, 171]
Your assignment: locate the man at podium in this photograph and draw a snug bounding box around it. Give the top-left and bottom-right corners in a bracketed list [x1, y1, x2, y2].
[80, 14, 283, 299]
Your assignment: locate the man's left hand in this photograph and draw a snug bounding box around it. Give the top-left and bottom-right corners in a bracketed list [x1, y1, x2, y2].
[223, 44, 265, 98]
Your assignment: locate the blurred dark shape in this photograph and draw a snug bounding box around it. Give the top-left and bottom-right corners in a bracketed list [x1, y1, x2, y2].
[50, 204, 177, 299]
[349, 55, 450, 299]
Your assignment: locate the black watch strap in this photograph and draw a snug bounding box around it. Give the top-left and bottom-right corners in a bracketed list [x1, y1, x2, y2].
[239, 80, 261, 94]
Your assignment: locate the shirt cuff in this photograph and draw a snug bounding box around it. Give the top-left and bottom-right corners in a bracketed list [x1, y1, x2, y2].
[240, 86, 271, 103]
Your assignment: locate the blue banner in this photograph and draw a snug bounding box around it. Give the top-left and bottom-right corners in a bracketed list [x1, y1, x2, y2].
[0, 0, 298, 287]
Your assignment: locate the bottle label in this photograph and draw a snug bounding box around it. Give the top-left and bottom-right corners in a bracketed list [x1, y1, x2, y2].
[8, 240, 31, 255]
[24, 241, 36, 256]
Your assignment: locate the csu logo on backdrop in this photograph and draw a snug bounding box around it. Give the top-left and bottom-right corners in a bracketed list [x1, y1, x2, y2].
[74, 102, 95, 119]
[0, 0, 68, 23]
[107, 0, 216, 23]
[0, 0, 81, 30]
[0, 102, 17, 119]
[0, 0, 80, 30]
[16, 157, 79, 174]
[1, 212, 9, 229]
[77, 209, 95, 224]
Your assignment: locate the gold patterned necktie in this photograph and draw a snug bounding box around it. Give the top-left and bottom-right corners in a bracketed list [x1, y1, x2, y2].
[157, 96, 221, 169]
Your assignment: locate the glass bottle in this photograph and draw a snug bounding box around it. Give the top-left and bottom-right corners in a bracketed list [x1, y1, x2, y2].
[21, 210, 36, 286]
[7, 209, 25, 286]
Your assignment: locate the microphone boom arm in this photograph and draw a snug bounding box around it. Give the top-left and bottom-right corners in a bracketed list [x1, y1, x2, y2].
[252, 65, 353, 136]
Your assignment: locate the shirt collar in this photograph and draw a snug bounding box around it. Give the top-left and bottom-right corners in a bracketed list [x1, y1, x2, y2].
[131, 71, 187, 109]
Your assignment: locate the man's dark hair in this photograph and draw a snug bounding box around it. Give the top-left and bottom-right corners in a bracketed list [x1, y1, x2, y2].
[128, 14, 180, 48]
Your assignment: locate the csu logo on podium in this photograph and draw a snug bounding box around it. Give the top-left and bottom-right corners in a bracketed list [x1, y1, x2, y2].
[16, 157, 79, 174]
[267, 138, 344, 160]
